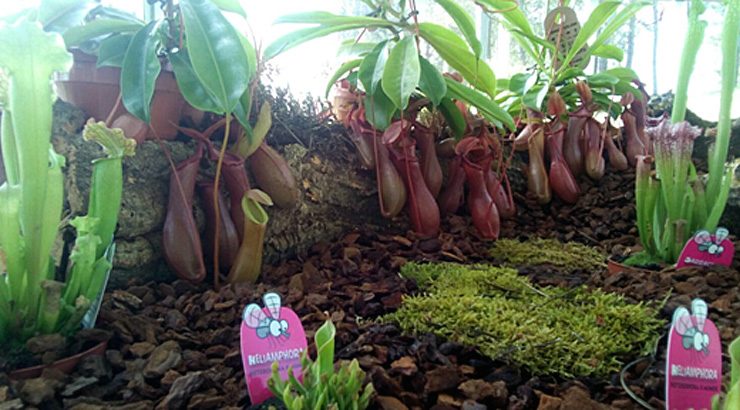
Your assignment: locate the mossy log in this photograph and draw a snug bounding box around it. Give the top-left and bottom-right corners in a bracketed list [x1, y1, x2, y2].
[51, 101, 400, 288]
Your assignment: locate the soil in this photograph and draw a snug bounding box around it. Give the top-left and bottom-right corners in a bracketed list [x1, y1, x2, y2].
[1, 159, 738, 410]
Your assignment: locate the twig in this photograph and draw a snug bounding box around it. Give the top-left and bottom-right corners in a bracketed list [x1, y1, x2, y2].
[620, 356, 657, 410]
[274, 116, 306, 148]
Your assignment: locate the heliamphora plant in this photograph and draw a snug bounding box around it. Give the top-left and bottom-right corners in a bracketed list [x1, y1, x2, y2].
[630, 0, 739, 265]
[0, 20, 134, 346]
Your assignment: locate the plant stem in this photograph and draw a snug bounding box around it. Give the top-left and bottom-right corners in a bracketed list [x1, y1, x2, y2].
[212, 112, 232, 290]
[671, 0, 706, 123]
[706, 0, 740, 202]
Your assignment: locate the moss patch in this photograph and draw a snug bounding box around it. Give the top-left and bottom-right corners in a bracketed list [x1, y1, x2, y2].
[384, 262, 663, 378]
[490, 238, 606, 272]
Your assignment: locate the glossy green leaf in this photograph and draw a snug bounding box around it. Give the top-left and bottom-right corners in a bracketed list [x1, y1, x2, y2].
[170, 50, 220, 113]
[418, 56, 447, 107]
[121, 21, 161, 123]
[434, 0, 481, 57]
[364, 85, 397, 131]
[210, 0, 247, 18]
[510, 28, 555, 52]
[445, 77, 514, 130]
[522, 84, 548, 111]
[508, 73, 527, 94]
[582, 2, 649, 65]
[418, 23, 496, 97]
[96, 33, 132, 68]
[474, 0, 535, 37]
[562, 1, 621, 67]
[87, 5, 145, 23]
[591, 92, 622, 118]
[382, 36, 420, 110]
[39, 0, 95, 33]
[63, 18, 143, 48]
[337, 39, 377, 57]
[602, 67, 639, 81]
[233, 89, 254, 135]
[439, 97, 466, 139]
[358, 40, 389, 94]
[275, 11, 394, 28]
[587, 72, 620, 87]
[562, 1, 648, 70]
[591, 44, 624, 61]
[236, 31, 257, 83]
[475, 0, 539, 63]
[264, 24, 367, 61]
[325, 59, 362, 97]
[180, 0, 249, 113]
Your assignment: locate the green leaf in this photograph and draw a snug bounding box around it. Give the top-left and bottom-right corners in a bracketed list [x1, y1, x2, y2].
[96, 33, 132, 68]
[583, 2, 649, 65]
[63, 18, 144, 48]
[87, 5, 146, 24]
[337, 39, 377, 57]
[439, 97, 466, 139]
[474, 0, 540, 64]
[522, 84, 548, 111]
[418, 56, 446, 107]
[730, 336, 740, 388]
[325, 59, 362, 98]
[591, 44, 624, 61]
[180, 0, 250, 113]
[358, 41, 389, 95]
[602, 67, 639, 81]
[364, 86, 397, 131]
[274, 11, 394, 28]
[39, 0, 95, 33]
[233, 89, 252, 133]
[418, 23, 496, 97]
[561, 1, 621, 69]
[315, 320, 336, 378]
[587, 72, 620, 87]
[236, 30, 257, 83]
[562, 1, 648, 70]
[382, 36, 420, 110]
[474, 0, 535, 37]
[170, 50, 220, 113]
[434, 0, 481, 57]
[0, 20, 72, 322]
[445, 77, 514, 130]
[210, 0, 247, 18]
[264, 24, 367, 61]
[510, 28, 555, 52]
[121, 21, 162, 123]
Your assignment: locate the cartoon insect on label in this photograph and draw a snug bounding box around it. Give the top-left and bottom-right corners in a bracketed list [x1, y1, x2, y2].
[239, 292, 307, 405]
[676, 227, 734, 269]
[665, 298, 722, 410]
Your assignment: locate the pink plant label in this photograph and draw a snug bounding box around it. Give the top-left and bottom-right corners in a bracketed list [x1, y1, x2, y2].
[676, 228, 734, 269]
[665, 298, 722, 410]
[240, 292, 307, 405]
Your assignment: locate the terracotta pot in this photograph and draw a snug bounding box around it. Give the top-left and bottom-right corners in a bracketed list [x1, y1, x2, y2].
[8, 340, 108, 380]
[55, 50, 185, 140]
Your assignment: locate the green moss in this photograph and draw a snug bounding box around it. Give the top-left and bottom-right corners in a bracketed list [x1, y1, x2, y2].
[490, 238, 606, 272]
[384, 262, 663, 378]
